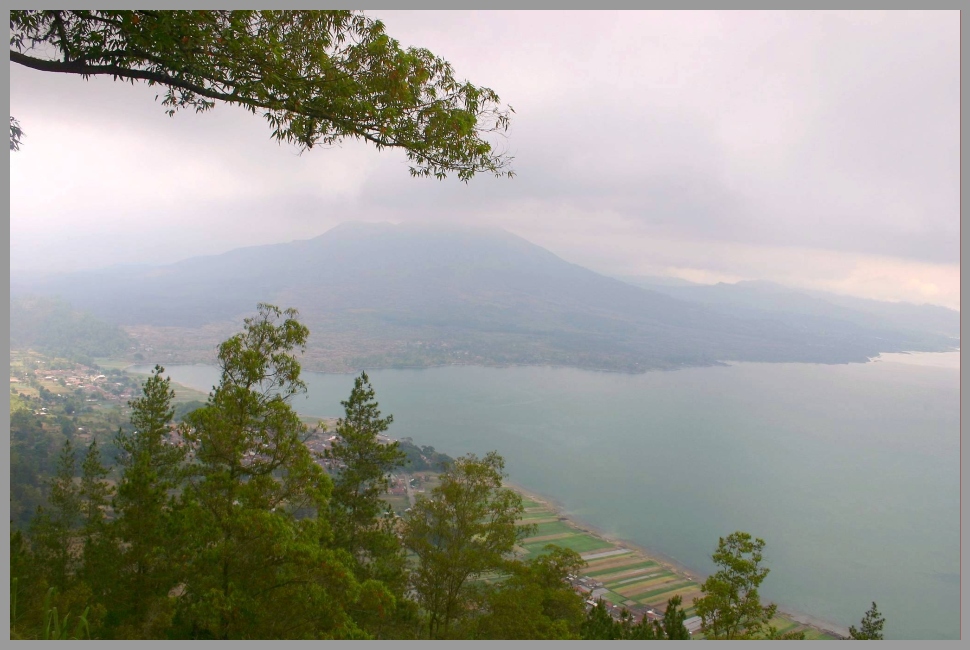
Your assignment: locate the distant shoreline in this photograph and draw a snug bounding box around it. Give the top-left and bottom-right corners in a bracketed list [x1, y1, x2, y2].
[122, 347, 960, 380]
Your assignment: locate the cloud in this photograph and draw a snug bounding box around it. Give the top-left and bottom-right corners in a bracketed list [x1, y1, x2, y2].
[352, 10, 958, 265]
[8, 10, 959, 309]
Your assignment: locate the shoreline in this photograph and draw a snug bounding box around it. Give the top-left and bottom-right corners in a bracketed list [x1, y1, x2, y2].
[504, 479, 850, 640]
[504, 479, 703, 581]
[121, 347, 960, 383]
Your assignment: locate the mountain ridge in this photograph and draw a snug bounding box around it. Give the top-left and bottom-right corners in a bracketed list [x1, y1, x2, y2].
[619, 275, 959, 340]
[12, 222, 958, 373]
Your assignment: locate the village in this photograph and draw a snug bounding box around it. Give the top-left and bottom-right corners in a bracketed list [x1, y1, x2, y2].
[11, 356, 142, 408]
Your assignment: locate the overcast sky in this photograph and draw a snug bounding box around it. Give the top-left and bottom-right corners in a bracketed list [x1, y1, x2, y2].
[9, 10, 960, 309]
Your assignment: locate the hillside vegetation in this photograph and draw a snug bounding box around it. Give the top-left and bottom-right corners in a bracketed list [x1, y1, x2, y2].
[10, 295, 133, 363]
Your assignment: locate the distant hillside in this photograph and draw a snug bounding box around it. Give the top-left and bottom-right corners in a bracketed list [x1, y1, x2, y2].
[10, 295, 134, 360]
[619, 276, 960, 340]
[12, 223, 958, 372]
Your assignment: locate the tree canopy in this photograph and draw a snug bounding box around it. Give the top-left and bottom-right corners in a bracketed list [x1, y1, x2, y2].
[402, 451, 531, 639]
[10, 10, 514, 180]
[326, 372, 409, 598]
[849, 602, 885, 640]
[694, 531, 776, 640]
[473, 545, 586, 640]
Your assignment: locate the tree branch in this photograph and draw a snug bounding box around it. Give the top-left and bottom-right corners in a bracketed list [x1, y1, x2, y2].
[10, 50, 246, 106]
[51, 11, 71, 63]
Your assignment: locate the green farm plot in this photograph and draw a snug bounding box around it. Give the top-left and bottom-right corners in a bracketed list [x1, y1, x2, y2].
[523, 534, 613, 556]
[603, 568, 666, 587]
[767, 617, 798, 635]
[606, 571, 672, 591]
[633, 580, 696, 602]
[617, 575, 681, 597]
[520, 535, 579, 559]
[586, 560, 658, 578]
[766, 616, 836, 639]
[382, 494, 410, 516]
[601, 591, 628, 605]
[802, 629, 838, 640]
[518, 512, 559, 521]
[523, 532, 577, 545]
[528, 521, 576, 537]
[640, 585, 699, 606]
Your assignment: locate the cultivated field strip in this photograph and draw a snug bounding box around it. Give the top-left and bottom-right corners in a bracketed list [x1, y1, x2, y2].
[508, 487, 839, 640]
[521, 531, 579, 544]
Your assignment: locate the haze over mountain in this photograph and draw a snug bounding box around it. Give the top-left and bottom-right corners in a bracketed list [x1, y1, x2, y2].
[9, 295, 133, 361]
[12, 222, 958, 373]
[619, 276, 960, 340]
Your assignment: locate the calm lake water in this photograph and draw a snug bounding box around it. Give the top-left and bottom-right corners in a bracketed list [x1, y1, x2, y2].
[131, 351, 960, 639]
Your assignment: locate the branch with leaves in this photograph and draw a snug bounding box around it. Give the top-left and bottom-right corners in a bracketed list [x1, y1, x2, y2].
[10, 10, 514, 180]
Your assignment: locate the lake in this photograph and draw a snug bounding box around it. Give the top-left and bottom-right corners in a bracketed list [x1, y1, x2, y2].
[131, 351, 960, 639]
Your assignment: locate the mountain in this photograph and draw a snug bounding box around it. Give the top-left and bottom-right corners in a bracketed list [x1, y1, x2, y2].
[619, 276, 960, 340]
[12, 222, 958, 372]
[9, 295, 134, 361]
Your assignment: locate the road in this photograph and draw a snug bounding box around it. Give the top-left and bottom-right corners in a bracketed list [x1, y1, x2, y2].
[403, 473, 416, 508]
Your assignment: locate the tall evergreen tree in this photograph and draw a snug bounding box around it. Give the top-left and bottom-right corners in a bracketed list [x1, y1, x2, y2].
[621, 607, 661, 640]
[581, 600, 622, 640]
[658, 595, 691, 640]
[76, 440, 114, 604]
[28, 440, 81, 593]
[110, 366, 186, 636]
[849, 602, 885, 640]
[23, 439, 110, 636]
[174, 304, 365, 639]
[326, 372, 406, 589]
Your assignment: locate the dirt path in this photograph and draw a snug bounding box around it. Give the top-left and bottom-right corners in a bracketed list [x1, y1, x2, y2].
[403, 473, 416, 507]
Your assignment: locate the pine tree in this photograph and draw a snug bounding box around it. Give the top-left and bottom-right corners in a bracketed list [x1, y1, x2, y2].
[28, 440, 81, 593]
[77, 439, 113, 587]
[849, 602, 885, 640]
[174, 304, 363, 639]
[326, 372, 406, 590]
[659, 595, 691, 640]
[23, 439, 109, 636]
[111, 366, 186, 636]
[581, 600, 622, 640]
